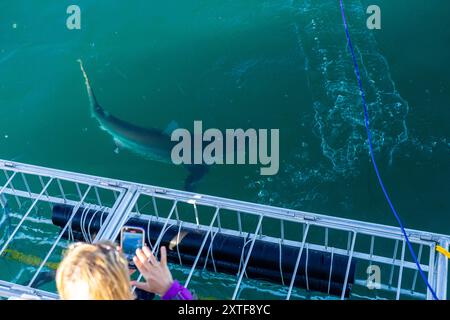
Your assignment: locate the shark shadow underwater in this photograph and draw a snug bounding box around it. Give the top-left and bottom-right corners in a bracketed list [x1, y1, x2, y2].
[77, 59, 208, 191]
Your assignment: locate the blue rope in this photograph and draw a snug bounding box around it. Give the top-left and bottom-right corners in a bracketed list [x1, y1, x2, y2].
[339, 0, 439, 300]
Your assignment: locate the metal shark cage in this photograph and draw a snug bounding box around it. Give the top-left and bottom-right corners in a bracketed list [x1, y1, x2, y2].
[0, 159, 448, 300]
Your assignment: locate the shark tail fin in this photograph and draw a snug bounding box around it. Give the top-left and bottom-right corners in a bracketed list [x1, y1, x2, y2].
[77, 59, 103, 116]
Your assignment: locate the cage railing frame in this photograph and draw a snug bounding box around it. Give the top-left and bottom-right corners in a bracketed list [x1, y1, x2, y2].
[0, 159, 448, 300]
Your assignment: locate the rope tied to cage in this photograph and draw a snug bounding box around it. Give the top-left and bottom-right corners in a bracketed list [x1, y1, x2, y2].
[339, 0, 439, 300]
[436, 245, 450, 259]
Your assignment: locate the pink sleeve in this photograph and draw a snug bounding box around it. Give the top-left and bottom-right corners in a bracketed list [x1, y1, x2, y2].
[161, 280, 193, 300]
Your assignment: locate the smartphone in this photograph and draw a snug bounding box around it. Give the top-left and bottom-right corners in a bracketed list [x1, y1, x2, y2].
[120, 226, 145, 269]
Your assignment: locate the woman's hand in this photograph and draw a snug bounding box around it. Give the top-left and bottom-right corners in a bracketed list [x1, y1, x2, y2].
[130, 246, 173, 296]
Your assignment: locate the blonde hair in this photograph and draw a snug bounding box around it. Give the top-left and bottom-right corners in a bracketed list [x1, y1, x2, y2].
[56, 241, 134, 300]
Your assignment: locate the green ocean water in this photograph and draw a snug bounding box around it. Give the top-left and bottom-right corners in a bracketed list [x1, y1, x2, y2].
[0, 0, 449, 299]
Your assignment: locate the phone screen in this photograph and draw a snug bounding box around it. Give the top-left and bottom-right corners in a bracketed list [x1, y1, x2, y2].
[121, 228, 144, 265]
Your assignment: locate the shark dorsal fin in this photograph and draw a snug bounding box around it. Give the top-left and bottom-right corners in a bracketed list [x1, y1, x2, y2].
[163, 120, 179, 135]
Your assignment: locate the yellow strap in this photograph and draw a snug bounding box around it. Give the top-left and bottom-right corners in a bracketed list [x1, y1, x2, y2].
[436, 245, 450, 259]
[2, 249, 59, 270]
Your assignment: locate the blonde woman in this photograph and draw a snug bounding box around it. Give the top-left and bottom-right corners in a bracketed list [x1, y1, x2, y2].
[56, 241, 193, 300]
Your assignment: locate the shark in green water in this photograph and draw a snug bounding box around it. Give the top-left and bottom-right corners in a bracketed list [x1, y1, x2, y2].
[78, 59, 208, 191]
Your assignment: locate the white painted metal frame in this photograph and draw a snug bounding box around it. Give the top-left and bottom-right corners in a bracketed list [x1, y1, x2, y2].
[0, 159, 448, 300]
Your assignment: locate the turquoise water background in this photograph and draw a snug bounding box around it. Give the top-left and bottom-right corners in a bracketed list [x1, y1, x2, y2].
[0, 0, 449, 299]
